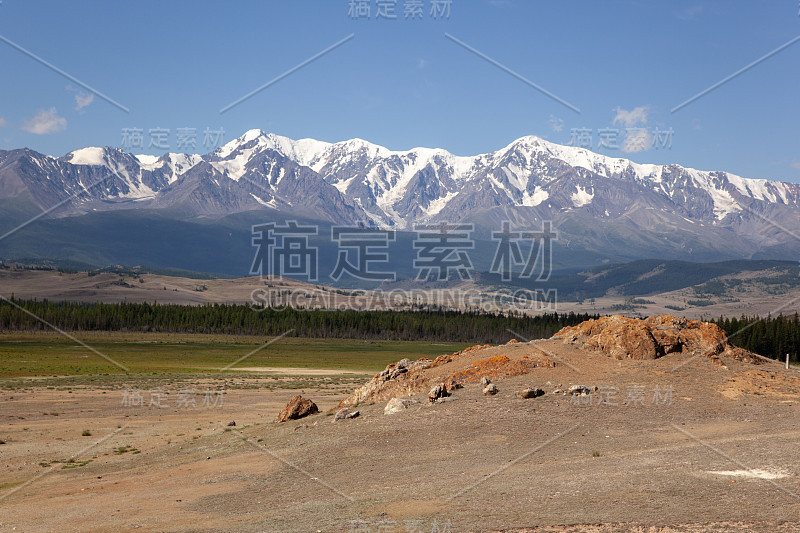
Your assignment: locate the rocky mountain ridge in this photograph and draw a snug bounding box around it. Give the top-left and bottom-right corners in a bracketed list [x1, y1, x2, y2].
[2, 130, 800, 262]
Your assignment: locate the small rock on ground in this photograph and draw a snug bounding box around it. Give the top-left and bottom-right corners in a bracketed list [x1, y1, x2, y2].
[332, 408, 360, 422]
[276, 395, 319, 422]
[384, 397, 418, 415]
[568, 385, 591, 396]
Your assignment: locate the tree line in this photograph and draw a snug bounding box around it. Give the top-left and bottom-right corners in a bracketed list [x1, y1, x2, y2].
[2, 298, 797, 359]
[0, 298, 597, 344]
[712, 314, 800, 362]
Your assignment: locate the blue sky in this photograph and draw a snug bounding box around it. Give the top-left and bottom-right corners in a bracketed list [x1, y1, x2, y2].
[0, 0, 798, 182]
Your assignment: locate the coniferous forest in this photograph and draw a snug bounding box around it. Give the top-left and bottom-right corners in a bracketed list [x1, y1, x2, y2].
[1, 298, 798, 361]
[712, 314, 800, 363]
[0, 298, 595, 344]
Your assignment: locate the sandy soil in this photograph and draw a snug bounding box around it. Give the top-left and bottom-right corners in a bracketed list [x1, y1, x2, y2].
[2, 339, 800, 532]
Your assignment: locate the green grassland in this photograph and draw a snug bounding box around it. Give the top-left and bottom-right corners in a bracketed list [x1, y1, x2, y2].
[0, 331, 469, 378]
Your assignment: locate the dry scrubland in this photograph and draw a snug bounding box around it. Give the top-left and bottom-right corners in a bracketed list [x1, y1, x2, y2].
[1, 316, 799, 531]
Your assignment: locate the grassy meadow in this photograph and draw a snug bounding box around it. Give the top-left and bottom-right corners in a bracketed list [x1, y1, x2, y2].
[0, 331, 469, 379]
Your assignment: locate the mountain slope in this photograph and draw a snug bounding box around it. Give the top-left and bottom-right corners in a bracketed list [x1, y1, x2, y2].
[1, 130, 799, 268]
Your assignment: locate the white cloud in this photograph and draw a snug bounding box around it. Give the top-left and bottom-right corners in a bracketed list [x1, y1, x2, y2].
[791, 160, 800, 170]
[613, 105, 649, 128]
[0, 117, 7, 128]
[548, 115, 564, 132]
[622, 128, 653, 153]
[417, 58, 427, 69]
[66, 84, 94, 111]
[676, 4, 704, 20]
[74, 91, 94, 111]
[22, 107, 67, 135]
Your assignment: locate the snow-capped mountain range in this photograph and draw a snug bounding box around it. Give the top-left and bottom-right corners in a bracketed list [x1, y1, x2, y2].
[1, 129, 799, 262]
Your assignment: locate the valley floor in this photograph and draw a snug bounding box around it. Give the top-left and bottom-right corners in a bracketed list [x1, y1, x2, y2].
[1, 338, 799, 532]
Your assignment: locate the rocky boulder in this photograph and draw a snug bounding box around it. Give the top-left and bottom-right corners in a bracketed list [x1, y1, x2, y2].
[337, 355, 447, 408]
[338, 345, 555, 409]
[518, 387, 545, 399]
[443, 377, 463, 391]
[428, 383, 449, 403]
[554, 314, 753, 362]
[276, 395, 319, 422]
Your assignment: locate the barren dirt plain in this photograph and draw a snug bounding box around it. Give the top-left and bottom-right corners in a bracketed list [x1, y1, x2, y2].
[2, 319, 800, 532]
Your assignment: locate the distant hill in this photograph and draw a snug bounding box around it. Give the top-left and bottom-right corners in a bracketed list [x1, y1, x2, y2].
[479, 259, 800, 301]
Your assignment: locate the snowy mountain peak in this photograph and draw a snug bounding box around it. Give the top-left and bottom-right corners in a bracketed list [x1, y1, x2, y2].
[216, 131, 798, 226]
[337, 137, 390, 155]
[134, 154, 160, 166]
[214, 129, 266, 159]
[66, 146, 121, 166]
[241, 128, 266, 142]
[9, 130, 800, 231]
[4, 130, 800, 261]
